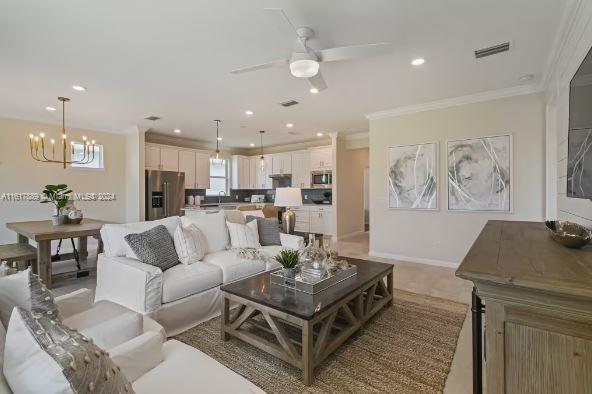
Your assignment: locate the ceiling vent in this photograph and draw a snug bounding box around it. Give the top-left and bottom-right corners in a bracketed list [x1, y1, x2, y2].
[144, 115, 161, 121]
[474, 42, 510, 59]
[279, 100, 299, 107]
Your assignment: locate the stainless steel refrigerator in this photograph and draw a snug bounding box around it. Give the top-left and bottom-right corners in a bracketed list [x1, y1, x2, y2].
[145, 170, 185, 220]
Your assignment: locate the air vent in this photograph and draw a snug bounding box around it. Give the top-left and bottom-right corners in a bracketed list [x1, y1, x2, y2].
[144, 116, 161, 121]
[279, 100, 299, 107]
[475, 42, 510, 59]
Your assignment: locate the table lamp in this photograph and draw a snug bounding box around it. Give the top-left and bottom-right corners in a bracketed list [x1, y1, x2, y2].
[274, 187, 303, 234]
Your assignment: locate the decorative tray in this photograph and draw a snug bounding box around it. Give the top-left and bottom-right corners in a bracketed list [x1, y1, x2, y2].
[270, 264, 357, 294]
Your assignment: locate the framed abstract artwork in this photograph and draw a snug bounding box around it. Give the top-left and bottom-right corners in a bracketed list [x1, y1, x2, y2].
[447, 134, 512, 212]
[567, 128, 592, 198]
[388, 142, 438, 210]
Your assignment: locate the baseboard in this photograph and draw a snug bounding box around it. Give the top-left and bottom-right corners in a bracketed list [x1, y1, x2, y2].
[337, 231, 364, 241]
[368, 250, 459, 269]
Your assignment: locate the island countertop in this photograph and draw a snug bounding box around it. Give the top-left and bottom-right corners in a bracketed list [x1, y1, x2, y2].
[456, 220, 592, 300]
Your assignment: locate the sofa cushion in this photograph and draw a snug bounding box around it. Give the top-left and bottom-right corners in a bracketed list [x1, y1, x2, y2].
[162, 262, 222, 303]
[202, 250, 266, 283]
[227, 220, 260, 249]
[62, 300, 144, 350]
[4, 308, 132, 394]
[173, 224, 207, 265]
[101, 216, 181, 257]
[246, 215, 282, 246]
[132, 339, 264, 394]
[110, 331, 164, 383]
[125, 225, 180, 272]
[181, 212, 229, 253]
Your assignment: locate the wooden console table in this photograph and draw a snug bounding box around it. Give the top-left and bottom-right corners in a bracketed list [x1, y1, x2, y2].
[6, 219, 111, 288]
[456, 220, 592, 394]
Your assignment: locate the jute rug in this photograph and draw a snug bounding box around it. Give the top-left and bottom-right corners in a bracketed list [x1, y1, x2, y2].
[175, 290, 467, 394]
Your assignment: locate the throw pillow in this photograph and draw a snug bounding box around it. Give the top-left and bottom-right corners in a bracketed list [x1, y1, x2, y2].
[4, 307, 133, 394]
[226, 220, 261, 249]
[124, 225, 179, 271]
[0, 268, 59, 328]
[181, 211, 229, 252]
[173, 224, 207, 265]
[246, 215, 282, 246]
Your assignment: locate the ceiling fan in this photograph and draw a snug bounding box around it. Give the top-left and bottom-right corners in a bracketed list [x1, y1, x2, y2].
[230, 8, 391, 92]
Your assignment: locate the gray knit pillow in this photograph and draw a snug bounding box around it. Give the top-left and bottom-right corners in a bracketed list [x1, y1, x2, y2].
[124, 225, 179, 271]
[246, 216, 282, 246]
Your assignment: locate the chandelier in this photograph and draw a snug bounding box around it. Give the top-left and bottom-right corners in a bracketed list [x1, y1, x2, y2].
[28, 97, 96, 169]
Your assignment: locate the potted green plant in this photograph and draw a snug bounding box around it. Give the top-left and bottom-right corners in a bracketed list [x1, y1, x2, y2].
[41, 184, 72, 225]
[275, 249, 300, 279]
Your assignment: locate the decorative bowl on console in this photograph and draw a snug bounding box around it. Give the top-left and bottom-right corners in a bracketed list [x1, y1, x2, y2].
[545, 220, 592, 249]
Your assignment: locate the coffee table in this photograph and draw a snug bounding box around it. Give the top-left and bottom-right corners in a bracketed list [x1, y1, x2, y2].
[220, 258, 394, 385]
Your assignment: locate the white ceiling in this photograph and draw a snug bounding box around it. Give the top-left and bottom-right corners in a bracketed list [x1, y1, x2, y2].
[0, 0, 565, 147]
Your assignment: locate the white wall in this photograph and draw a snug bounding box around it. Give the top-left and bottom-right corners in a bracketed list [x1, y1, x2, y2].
[369, 93, 546, 267]
[0, 117, 128, 244]
[544, 0, 592, 227]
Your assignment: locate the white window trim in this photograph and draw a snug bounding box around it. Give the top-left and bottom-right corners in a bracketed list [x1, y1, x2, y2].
[69, 141, 105, 170]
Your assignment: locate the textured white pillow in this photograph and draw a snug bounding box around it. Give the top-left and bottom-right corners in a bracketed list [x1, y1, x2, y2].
[181, 212, 229, 252]
[173, 224, 207, 264]
[227, 220, 261, 249]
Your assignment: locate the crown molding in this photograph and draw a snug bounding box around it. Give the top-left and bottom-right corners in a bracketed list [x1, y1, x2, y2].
[365, 84, 543, 120]
[342, 131, 369, 140]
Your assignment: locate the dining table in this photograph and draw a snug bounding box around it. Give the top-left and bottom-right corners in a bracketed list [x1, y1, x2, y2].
[6, 218, 112, 288]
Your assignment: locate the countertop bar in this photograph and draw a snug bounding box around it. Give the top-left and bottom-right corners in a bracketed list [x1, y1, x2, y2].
[456, 220, 592, 300]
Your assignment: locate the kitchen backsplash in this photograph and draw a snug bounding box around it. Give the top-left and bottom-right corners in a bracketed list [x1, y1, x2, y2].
[184, 188, 332, 205]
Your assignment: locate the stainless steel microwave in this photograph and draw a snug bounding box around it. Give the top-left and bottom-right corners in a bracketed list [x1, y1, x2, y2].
[311, 171, 332, 188]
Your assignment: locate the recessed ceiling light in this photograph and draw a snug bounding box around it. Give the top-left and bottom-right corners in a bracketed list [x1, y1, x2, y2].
[217, 136, 223, 141]
[45, 106, 56, 112]
[411, 58, 425, 66]
[174, 129, 181, 133]
[286, 123, 294, 128]
[245, 110, 254, 116]
[249, 143, 255, 147]
[316, 132, 324, 137]
[72, 85, 87, 91]
[310, 88, 319, 94]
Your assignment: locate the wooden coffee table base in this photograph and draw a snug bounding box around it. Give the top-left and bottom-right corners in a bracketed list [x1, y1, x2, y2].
[221, 270, 393, 386]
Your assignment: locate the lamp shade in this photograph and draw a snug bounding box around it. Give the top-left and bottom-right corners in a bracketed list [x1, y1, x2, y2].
[274, 187, 303, 207]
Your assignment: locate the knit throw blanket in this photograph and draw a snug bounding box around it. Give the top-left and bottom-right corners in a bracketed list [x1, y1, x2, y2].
[234, 248, 273, 262]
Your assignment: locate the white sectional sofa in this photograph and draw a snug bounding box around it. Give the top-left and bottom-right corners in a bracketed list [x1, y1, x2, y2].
[95, 211, 304, 336]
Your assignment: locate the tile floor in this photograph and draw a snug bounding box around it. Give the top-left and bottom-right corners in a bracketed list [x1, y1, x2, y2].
[53, 231, 475, 393]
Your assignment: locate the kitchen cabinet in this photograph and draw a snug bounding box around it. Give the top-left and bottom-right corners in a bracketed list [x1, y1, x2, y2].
[249, 157, 259, 189]
[160, 147, 179, 171]
[291, 151, 310, 188]
[272, 154, 292, 175]
[256, 157, 273, 189]
[145, 146, 161, 170]
[178, 150, 197, 188]
[231, 155, 250, 189]
[310, 147, 332, 170]
[310, 206, 333, 235]
[179, 150, 211, 189]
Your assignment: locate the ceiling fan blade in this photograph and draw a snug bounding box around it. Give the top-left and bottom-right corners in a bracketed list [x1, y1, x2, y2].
[264, 7, 307, 52]
[318, 43, 391, 62]
[308, 71, 328, 91]
[230, 59, 288, 74]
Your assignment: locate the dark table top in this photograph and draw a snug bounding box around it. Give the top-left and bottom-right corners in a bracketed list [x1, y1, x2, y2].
[221, 258, 393, 320]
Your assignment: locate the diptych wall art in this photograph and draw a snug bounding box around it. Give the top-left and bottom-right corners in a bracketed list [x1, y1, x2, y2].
[388, 142, 438, 210]
[567, 128, 592, 199]
[447, 134, 511, 212]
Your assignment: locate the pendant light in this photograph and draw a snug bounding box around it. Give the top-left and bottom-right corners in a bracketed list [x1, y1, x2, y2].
[259, 130, 265, 169]
[214, 119, 222, 161]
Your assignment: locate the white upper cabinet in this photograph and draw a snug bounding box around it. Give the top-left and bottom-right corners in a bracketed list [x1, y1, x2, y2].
[249, 157, 258, 189]
[195, 152, 210, 189]
[291, 151, 310, 188]
[145, 146, 161, 170]
[257, 157, 273, 189]
[159, 147, 179, 171]
[178, 150, 197, 188]
[310, 147, 332, 170]
[272, 153, 292, 175]
[231, 155, 250, 189]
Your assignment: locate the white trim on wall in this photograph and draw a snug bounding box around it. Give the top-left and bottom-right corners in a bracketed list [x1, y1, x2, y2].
[365, 84, 542, 120]
[368, 250, 459, 269]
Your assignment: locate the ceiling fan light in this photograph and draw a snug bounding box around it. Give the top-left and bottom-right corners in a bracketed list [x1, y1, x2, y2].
[290, 59, 319, 78]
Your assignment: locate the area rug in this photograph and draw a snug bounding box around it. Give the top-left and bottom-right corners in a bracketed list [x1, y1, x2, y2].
[175, 290, 467, 394]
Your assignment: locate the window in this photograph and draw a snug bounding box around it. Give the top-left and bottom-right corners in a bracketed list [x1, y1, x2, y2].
[206, 158, 228, 196]
[70, 142, 104, 169]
